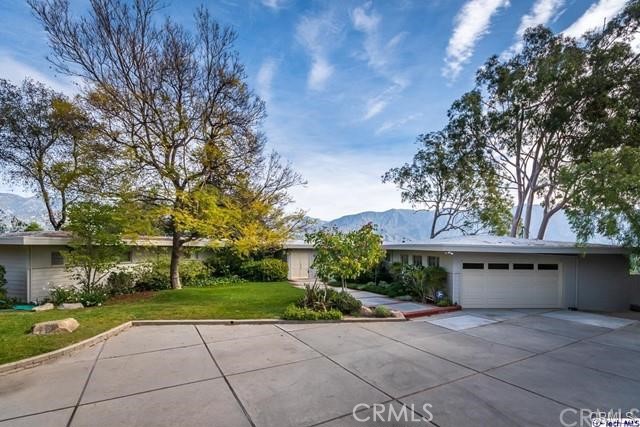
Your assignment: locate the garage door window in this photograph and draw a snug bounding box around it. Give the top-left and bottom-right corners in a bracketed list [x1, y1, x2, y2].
[488, 263, 509, 270]
[462, 263, 484, 269]
[538, 264, 559, 270]
[513, 263, 534, 270]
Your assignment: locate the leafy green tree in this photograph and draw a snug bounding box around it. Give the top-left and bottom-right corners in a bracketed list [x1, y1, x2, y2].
[384, 130, 511, 238]
[306, 223, 385, 291]
[23, 222, 43, 232]
[63, 202, 127, 291]
[31, 0, 304, 288]
[0, 79, 100, 230]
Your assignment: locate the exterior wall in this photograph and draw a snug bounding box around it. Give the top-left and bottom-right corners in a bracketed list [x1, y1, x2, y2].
[0, 246, 28, 301]
[576, 254, 635, 312]
[29, 245, 172, 302]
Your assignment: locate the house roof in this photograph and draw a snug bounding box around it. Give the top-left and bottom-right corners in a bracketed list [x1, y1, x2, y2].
[284, 235, 628, 255]
[0, 231, 209, 247]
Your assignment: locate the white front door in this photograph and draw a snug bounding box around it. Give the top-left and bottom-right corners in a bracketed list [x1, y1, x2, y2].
[461, 260, 562, 308]
[288, 251, 310, 280]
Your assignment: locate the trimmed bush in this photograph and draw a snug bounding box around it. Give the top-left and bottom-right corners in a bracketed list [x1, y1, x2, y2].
[77, 288, 109, 307]
[107, 271, 136, 296]
[240, 258, 288, 282]
[282, 304, 342, 321]
[135, 259, 171, 291]
[49, 286, 79, 305]
[373, 306, 393, 318]
[327, 290, 362, 315]
[185, 275, 247, 287]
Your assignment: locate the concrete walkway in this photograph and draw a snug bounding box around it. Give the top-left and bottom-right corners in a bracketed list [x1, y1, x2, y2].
[1, 310, 639, 426]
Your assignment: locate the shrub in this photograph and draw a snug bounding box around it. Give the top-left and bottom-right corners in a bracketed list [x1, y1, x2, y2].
[77, 287, 109, 307]
[49, 286, 80, 305]
[436, 298, 453, 307]
[240, 258, 288, 282]
[106, 271, 136, 296]
[373, 306, 393, 318]
[297, 282, 331, 311]
[185, 275, 247, 287]
[282, 304, 342, 321]
[179, 260, 210, 286]
[327, 290, 362, 315]
[135, 259, 171, 291]
[204, 247, 244, 277]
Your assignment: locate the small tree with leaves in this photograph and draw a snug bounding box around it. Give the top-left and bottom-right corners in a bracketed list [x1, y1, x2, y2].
[306, 223, 385, 291]
[63, 202, 127, 292]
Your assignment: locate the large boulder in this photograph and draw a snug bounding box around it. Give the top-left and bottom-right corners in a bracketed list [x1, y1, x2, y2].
[32, 303, 55, 312]
[58, 303, 84, 310]
[32, 318, 80, 335]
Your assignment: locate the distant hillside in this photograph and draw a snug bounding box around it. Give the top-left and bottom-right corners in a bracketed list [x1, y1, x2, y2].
[0, 193, 49, 228]
[0, 192, 610, 243]
[309, 207, 610, 243]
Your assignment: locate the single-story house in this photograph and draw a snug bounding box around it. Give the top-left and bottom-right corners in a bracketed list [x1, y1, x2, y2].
[285, 235, 640, 312]
[0, 231, 206, 303]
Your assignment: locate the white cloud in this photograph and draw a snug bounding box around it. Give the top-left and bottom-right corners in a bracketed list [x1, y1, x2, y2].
[0, 53, 77, 94]
[296, 10, 340, 91]
[364, 98, 387, 120]
[376, 113, 422, 135]
[502, 0, 565, 57]
[443, 0, 510, 80]
[261, 0, 286, 10]
[256, 58, 277, 104]
[351, 2, 410, 119]
[563, 0, 627, 38]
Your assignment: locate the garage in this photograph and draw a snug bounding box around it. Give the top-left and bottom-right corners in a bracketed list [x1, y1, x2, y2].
[460, 260, 562, 308]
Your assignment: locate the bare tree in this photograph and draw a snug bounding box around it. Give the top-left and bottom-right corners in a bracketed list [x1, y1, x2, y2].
[30, 0, 303, 288]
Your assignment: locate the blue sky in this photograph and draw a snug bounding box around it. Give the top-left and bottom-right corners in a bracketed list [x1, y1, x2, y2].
[0, 0, 629, 219]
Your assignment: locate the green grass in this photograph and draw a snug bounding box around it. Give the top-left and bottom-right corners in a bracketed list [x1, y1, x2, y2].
[0, 282, 302, 365]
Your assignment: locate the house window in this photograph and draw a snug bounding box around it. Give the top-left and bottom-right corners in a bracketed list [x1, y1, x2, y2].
[538, 263, 558, 271]
[120, 250, 133, 263]
[51, 251, 64, 266]
[513, 263, 534, 270]
[385, 252, 391, 262]
[427, 256, 440, 267]
[401, 255, 409, 265]
[462, 263, 484, 269]
[413, 255, 423, 267]
[488, 263, 509, 270]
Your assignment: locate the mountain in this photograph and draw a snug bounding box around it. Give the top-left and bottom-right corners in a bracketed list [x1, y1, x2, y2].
[310, 207, 610, 243]
[0, 192, 608, 243]
[0, 193, 49, 228]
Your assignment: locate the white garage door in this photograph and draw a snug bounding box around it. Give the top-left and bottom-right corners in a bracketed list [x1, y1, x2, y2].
[461, 261, 561, 308]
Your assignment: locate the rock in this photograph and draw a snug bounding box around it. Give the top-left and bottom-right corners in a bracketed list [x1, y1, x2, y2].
[359, 306, 373, 317]
[32, 303, 54, 312]
[32, 318, 80, 335]
[391, 310, 405, 320]
[395, 295, 413, 302]
[58, 303, 84, 310]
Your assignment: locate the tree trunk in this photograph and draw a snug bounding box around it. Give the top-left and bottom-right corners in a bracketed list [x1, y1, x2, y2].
[341, 277, 346, 292]
[510, 200, 524, 237]
[522, 191, 535, 239]
[170, 233, 182, 289]
[536, 204, 563, 240]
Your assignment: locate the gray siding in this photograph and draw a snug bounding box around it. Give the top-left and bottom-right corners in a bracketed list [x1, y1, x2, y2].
[576, 254, 635, 312]
[0, 246, 28, 301]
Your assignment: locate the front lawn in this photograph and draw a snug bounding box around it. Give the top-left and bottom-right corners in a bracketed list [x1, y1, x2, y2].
[0, 282, 302, 365]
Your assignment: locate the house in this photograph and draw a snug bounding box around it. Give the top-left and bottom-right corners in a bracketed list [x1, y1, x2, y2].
[0, 231, 206, 303]
[285, 235, 640, 312]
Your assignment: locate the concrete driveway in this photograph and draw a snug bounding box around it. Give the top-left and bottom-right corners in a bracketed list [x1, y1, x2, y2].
[1, 310, 639, 427]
